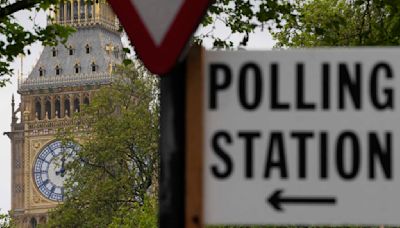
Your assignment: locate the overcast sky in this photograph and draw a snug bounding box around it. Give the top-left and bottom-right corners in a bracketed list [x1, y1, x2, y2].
[0, 9, 275, 214]
[0, 9, 47, 214]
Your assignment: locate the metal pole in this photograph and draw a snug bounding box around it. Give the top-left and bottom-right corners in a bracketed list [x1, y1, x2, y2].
[159, 60, 186, 228]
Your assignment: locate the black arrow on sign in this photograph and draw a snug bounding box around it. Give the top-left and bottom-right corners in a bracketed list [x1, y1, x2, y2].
[267, 189, 337, 212]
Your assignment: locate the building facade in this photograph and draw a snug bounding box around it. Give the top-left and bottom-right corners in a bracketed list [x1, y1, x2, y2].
[6, 1, 123, 227]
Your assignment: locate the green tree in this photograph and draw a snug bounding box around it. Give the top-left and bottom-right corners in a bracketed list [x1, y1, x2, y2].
[109, 196, 158, 228]
[273, 0, 400, 47]
[197, 0, 292, 49]
[0, 0, 74, 87]
[45, 63, 159, 227]
[0, 211, 14, 228]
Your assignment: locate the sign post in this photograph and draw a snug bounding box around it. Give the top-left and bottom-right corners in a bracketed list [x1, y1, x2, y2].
[188, 48, 400, 226]
[186, 46, 205, 228]
[159, 46, 204, 228]
[159, 60, 187, 228]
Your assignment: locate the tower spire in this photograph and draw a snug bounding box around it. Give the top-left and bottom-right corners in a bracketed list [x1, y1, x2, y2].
[11, 94, 17, 124]
[11, 93, 15, 111]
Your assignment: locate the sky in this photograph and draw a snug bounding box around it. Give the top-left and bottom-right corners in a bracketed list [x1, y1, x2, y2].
[0, 9, 275, 214]
[0, 9, 47, 214]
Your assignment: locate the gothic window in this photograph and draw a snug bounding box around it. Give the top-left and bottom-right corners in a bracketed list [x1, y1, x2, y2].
[52, 47, 57, 57]
[30, 217, 37, 228]
[45, 99, 51, 119]
[74, 97, 80, 112]
[74, 63, 81, 74]
[15, 184, 22, 193]
[66, 1, 71, 21]
[35, 100, 42, 120]
[39, 67, 45, 77]
[80, 0, 85, 19]
[91, 62, 97, 72]
[85, 44, 91, 54]
[59, 2, 64, 21]
[64, 98, 71, 117]
[15, 160, 21, 168]
[114, 48, 119, 59]
[55, 65, 61, 75]
[55, 98, 61, 118]
[93, 0, 96, 18]
[68, 46, 74, 55]
[84, 97, 90, 106]
[87, 1, 93, 19]
[73, 0, 78, 20]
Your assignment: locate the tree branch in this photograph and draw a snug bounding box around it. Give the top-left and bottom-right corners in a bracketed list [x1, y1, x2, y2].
[0, 0, 42, 19]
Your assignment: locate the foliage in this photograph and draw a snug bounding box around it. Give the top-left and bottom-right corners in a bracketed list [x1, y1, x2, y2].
[0, 211, 13, 228]
[0, 0, 74, 87]
[273, 0, 400, 47]
[45, 63, 159, 227]
[109, 195, 157, 228]
[196, 0, 292, 49]
[223, 225, 390, 228]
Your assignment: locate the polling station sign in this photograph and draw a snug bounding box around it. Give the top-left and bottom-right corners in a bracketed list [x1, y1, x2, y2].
[187, 48, 400, 226]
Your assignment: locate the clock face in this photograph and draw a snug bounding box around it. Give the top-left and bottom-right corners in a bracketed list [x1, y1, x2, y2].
[33, 141, 79, 201]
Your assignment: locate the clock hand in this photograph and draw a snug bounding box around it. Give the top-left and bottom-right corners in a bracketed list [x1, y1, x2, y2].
[56, 157, 66, 177]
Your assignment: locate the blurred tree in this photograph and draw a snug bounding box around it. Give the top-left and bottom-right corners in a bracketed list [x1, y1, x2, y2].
[197, 0, 292, 49]
[273, 0, 400, 47]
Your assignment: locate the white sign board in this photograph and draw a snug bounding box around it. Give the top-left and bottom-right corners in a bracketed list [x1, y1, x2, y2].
[203, 49, 400, 225]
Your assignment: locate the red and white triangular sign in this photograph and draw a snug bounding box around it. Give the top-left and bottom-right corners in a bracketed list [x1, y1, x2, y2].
[108, 0, 212, 75]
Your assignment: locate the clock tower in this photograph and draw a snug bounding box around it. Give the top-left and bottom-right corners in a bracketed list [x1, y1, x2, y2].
[6, 1, 123, 227]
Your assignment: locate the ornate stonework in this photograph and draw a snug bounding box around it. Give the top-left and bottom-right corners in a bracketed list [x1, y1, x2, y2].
[6, 1, 123, 227]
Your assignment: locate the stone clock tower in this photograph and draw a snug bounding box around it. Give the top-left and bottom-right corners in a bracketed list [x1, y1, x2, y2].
[6, 1, 123, 227]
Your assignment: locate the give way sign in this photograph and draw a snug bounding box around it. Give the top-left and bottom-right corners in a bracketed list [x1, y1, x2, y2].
[108, 0, 212, 75]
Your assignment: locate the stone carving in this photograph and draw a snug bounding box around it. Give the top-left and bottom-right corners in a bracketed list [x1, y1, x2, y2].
[33, 142, 41, 149]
